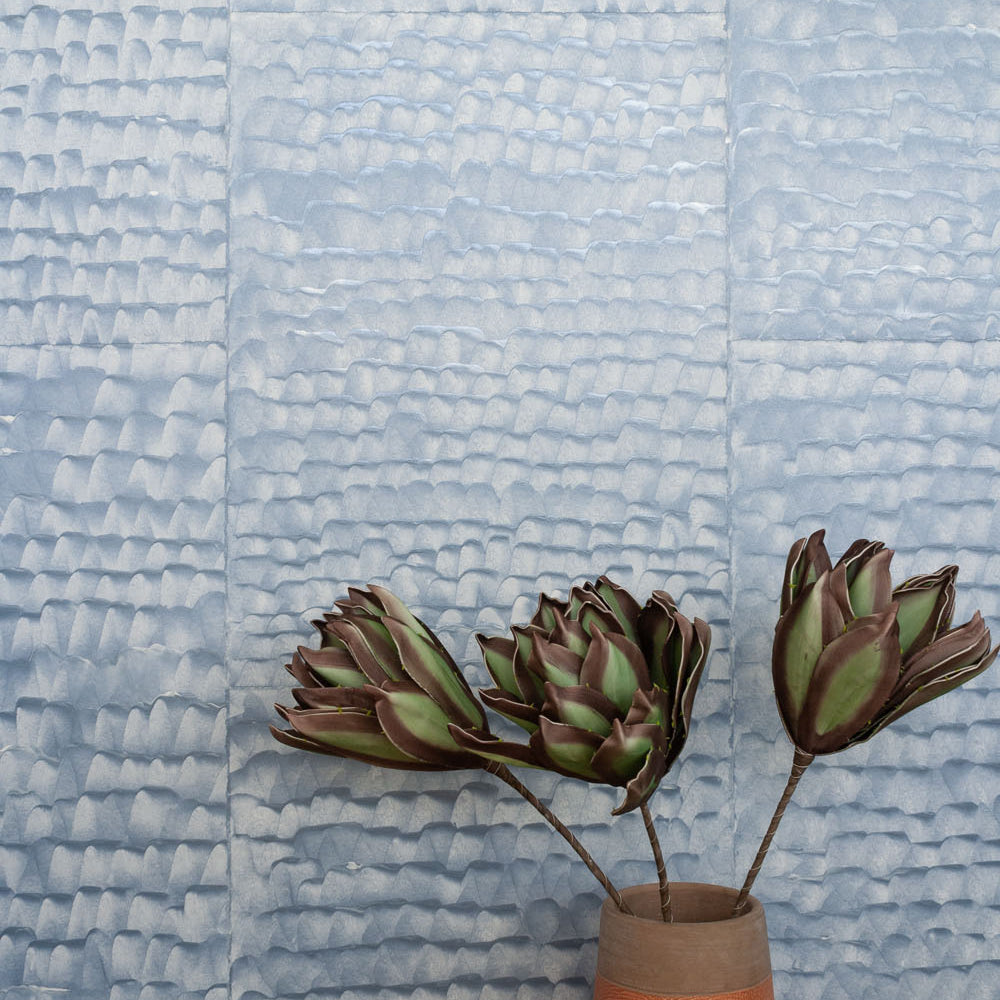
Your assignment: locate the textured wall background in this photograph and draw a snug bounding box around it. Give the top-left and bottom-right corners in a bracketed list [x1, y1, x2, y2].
[1, 1, 998, 999]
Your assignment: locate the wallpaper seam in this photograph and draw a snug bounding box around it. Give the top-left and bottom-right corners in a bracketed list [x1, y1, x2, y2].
[229, 6, 726, 12]
[722, 0, 736, 890]
[223, 1, 236, 998]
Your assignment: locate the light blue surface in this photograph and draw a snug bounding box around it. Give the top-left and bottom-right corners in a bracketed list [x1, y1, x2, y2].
[2, 1, 998, 998]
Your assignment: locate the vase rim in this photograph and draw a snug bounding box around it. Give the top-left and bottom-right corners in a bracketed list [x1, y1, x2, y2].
[604, 881, 763, 926]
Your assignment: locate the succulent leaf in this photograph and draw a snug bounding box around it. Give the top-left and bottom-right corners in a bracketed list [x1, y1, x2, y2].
[613, 747, 667, 815]
[579, 630, 649, 713]
[447, 725, 544, 769]
[531, 593, 565, 632]
[369, 683, 477, 766]
[315, 623, 349, 650]
[530, 633, 584, 688]
[637, 592, 678, 689]
[477, 634, 519, 695]
[680, 619, 712, 727]
[270, 723, 346, 758]
[827, 563, 854, 625]
[663, 605, 694, 718]
[383, 618, 486, 730]
[895, 611, 992, 695]
[297, 646, 367, 688]
[531, 717, 604, 780]
[592, 576, 642, 641]
[796, 609, 900, 753]
[280, 703, 429, 766]
[624, 686, 667, 728]
[329, 619, 397, 686]
[541, 682, 617, 737]
[285, 649, 321, 688]
[567, 587, 590, 618]
[270, 723, 447, 771]
[578, 600, 623, 639]
[345, 615, 405, 680]
[511, 625, 548, 703]
[870, 650, 997, 736]
[781, 529, 832, 614]
[835, 538, 885, 585]
[892, 565, 957, 659]
[336, 586, 385, 616]
[842, 547, 893, 617]
[550, 613, 591, 658]
[590, 719, 661, 784]
[479, 688, 540, 733]
[292, 686, 376, 710]
[367, 584, 434, 640]
[772, 575, 831, 724]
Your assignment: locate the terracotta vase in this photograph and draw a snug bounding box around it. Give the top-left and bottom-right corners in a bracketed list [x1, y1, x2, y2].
[593, 882, 774, 1000]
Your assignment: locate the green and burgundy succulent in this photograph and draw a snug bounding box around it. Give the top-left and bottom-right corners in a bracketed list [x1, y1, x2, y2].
[773, 530, 997, 755]
[449, 576, 711, 815]
[271, 585, 489, 770]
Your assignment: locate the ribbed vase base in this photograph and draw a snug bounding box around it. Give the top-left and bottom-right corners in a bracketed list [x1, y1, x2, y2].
[594, 971, 774, 1000]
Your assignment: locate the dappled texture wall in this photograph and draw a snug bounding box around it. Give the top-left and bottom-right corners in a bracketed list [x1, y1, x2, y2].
[227, 12, 731, 1000]
[1, 1, 998, 999]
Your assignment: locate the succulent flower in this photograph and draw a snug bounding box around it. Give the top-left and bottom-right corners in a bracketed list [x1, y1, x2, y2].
[271, 585, 488, 770]
[773, 530, 997, 755]
[449, 576, 710, 815]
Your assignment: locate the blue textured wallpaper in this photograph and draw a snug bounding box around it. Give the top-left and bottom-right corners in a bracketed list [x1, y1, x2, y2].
[2, 1, 998, 998]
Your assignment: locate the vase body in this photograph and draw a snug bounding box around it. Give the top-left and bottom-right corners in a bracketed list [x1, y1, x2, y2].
[593, 882, 773, 1000]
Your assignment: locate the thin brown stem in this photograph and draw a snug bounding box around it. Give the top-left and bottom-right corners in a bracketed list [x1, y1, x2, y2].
[640, 802, 671, 922]
[485, 761, 633, 915]
[733, 748, 814, 915]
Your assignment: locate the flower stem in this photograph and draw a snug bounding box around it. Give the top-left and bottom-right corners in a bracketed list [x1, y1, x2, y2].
[733, 748, 814, 915]
[485, 761, 633, 915]
[640, 802, 671, 922]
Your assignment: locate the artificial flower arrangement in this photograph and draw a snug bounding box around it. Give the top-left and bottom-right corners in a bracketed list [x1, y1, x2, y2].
[271, 531, 997, 996]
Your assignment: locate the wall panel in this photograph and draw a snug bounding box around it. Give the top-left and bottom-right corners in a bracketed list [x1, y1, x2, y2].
[227, 11, 730, 999]
[0, 344, 228, 998]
